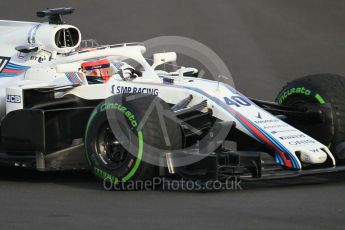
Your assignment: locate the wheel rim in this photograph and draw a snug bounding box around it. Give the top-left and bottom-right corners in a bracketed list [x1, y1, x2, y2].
[95, 123, 129, 169]
[281, 93, 334, 148]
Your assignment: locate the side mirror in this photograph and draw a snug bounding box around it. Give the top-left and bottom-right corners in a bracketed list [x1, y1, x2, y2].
[15, 44, 40, 53]
[152, 52, 177, 69]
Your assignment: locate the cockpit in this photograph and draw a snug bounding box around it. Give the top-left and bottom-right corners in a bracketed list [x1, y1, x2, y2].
[80, 59, 142, 84]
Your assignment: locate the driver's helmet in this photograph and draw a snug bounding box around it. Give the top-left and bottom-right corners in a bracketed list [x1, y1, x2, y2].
[81, 59, 111, 83]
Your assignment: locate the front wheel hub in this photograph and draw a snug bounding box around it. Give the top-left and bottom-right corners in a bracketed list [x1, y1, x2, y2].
[97, 125, 128, 167]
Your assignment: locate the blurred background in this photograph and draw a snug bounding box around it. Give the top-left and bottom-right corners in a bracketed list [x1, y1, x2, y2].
[1, 0, 345, 100]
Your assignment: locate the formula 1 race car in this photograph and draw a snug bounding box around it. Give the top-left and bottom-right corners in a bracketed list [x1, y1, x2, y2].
[0, 7, 344, 185]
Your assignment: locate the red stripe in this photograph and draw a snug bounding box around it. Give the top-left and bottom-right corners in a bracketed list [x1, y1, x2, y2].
[2, 69, 23, 74]
[212, 96, 294, 168]
[68, 73, 78, 84]
[73, 73, 82, 83]
[183, 88, 295, 168]
[77, 73, 83, 80]
[235, 112, 293, 168]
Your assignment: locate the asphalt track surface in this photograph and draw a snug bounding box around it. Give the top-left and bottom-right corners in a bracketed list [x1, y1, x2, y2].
[0, 0, 345, 229]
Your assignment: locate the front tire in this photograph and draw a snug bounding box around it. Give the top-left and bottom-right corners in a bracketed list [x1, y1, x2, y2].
[276, 74, 345, 163]
[84, 94, 182, 185]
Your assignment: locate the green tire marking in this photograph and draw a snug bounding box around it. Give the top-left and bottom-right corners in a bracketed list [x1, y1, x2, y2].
[277, 87, 311, 104]
[278, 87, 326, 105]
[315, 94, 326, 104]
[85, 102, 143, 183]
[94, 167, 119, 184]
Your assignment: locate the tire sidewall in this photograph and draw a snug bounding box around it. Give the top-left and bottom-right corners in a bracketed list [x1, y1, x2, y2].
[276, 80, 327, 106]
[85, 100, 144, 183]
[85, 94, 183, 184]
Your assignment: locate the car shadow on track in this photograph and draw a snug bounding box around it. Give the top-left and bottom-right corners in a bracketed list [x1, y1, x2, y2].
[241, 173, 345, 191]
[0, 166, 102, 190]
[0, 165, 344, 192]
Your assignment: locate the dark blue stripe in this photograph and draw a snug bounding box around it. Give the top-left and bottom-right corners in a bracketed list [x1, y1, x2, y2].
[65, 73, 74, 83]
[0, 73, 16, 77]
[250, 122, 299, 168]
[275, 153, 283, 165]
[7, 62, 27, 68]
[72, 72, 81, 83]
[5, 66, 22, 70]
[7, 63, 28, 70]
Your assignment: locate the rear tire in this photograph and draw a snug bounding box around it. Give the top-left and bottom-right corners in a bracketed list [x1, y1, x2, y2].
[276, 74, 345, 163]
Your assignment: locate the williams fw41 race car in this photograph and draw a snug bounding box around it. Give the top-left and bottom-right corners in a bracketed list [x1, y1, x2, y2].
[0, 8, 344, 187]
